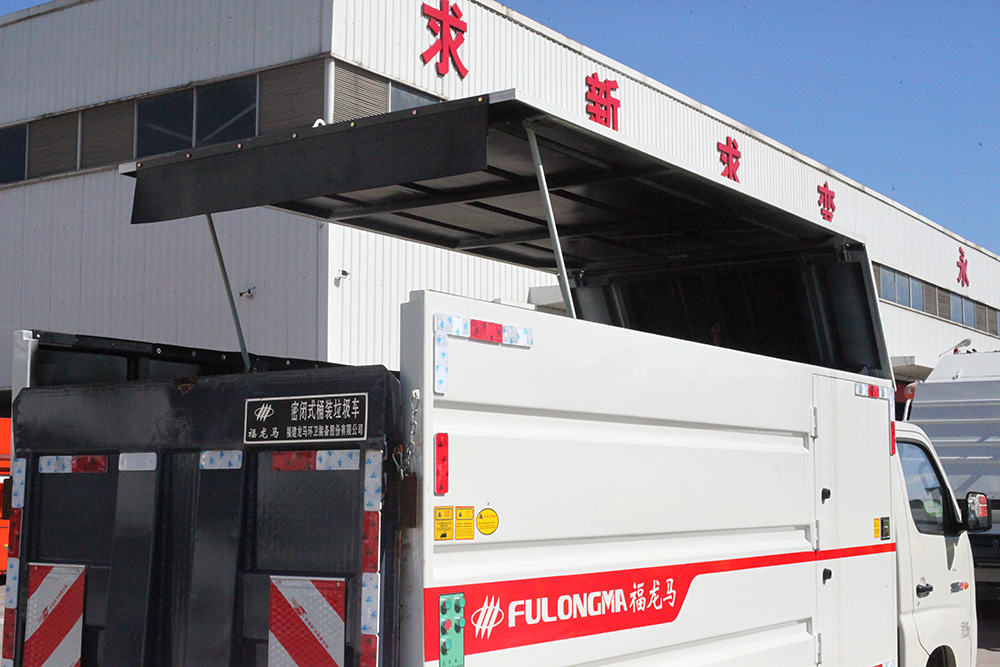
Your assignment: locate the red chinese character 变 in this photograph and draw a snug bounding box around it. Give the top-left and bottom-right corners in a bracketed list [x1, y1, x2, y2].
[585, 73, 620, 131]
[421, 0, 469, 78]
[717, 136, 741, 182]
[957, 247, 970, 287]
[817, 181, 836, 222]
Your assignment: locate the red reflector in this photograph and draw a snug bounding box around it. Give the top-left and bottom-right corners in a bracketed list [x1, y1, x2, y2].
[2, 607, 15, 659]
[470, 319, 502, 343]
[71, 455, 107, 473]
[8, 508, 22, 559]
[868, 384, 878, 398]
[360, 634, 379, 667]
[272, 450, 316, 471]
[890, 422, 897, 456]
[435, 433, 449, 495]
[362, 511, 380, 573]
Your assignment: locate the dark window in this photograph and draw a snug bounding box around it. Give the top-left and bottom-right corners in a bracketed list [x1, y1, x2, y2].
[28, 113, 79, 178]
[910, 278, 923, 312]
[964, 298, 976, 328]
[196, 76, 257, 147]
[137, 89, 193, 158]
[896, 274, 910, 308]
[260, 60, 326, 135]
[390, 82, 438, 112]
[0, 124, 27, 185]
[880, 268, 895, 303]
[951, 293, 963, 324]
[898, 440, 949, 535]
[81, 101, 135, 168]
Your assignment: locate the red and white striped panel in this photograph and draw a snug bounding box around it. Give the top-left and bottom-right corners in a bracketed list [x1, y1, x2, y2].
[269, 577, 346, 667]
[22, 565, 85, 667]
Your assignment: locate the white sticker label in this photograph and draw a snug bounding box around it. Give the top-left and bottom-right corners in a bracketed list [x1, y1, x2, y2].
[5, 557, 18, 608]
[11, 458, 26, 509]
[38, 456, 72, 474]
[364, 452, 383, 511]
[360, 572, 381, 635]
[315, 450, 361, 471]
[502, 325, 534, 348]
[435, 313, 470, 338]
[199, 450, 244, 470]
[434, 333, 449, 395]
[119, 453, 158, 472]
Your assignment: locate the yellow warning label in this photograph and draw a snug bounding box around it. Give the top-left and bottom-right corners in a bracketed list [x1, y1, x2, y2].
[476, 508, 499, 536]
[874, 518, 881, 539]
[435, 506, 454, 541]
[456, 506, 475, 540]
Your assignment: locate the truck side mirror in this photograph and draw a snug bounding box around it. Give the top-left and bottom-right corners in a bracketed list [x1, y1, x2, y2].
[964, 492, 992, 532]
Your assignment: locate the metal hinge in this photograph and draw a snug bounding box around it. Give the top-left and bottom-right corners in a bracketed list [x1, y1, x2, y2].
[815, 631, 823, 664]
[810, 406, 819, 440]
[811, 518, 821, 550]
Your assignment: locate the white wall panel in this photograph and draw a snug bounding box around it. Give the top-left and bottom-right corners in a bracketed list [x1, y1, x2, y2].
[326, 225, 556, 369]
[332, 0, 1000, 310]
[879, 300, 1000, 374]
[0, 0, 332, 126]
[0, 169, 326, 388]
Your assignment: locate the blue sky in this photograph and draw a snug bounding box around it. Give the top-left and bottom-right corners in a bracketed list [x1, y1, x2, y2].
[2, 0, 998, 254]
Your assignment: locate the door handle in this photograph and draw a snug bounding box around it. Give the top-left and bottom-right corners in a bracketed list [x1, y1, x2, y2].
[916, 583, 934, 598]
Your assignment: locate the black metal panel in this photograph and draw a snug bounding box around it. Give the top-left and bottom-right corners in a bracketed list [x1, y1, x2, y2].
[13, 364, 401, 667]
[182, 468, 244, 666]
[102, 468, 160, 665]
[34, 467, 118, 564]
[131, 97, 490, 224]
[255, 452, 362, 573]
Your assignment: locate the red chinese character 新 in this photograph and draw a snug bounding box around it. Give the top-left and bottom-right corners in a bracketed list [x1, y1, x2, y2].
[817, 181, 836, 222]
[586, 73, 620, 131]
[421, 0, 469, 78]
[957, 247, 970, 287]
[718, 136, 741, 182]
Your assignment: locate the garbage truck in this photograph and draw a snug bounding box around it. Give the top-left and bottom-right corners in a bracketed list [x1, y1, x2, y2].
[906, 350, 1000, 593]
[2, 91, 992, 666]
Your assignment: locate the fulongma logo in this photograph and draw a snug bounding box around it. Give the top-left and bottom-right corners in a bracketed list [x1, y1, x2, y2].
[469, 587, 634, 641]
[254, 403, 275, 422]
[470, 596, 504, 639]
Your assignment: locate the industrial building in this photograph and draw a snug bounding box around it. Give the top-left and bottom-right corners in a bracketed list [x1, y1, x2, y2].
[0, 0, 996, 396]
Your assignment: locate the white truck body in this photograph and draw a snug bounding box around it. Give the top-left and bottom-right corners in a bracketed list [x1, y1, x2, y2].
[397, 290, 979, 666]
[7, 90, 977, 667]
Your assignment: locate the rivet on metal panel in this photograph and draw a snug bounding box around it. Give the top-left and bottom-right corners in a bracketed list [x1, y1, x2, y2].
[185, 153, 190, 158]
[292, 132, 298, 138]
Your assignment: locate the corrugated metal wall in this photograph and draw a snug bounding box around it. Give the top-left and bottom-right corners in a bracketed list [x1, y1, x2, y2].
[879, 302, 997, 372]
[0, 0, 333, 126]
[326, 226, 555, 368]
[0, 168, 327, 386]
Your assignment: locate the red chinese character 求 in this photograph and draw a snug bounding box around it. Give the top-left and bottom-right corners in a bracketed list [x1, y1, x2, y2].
[421, 0, 469, 78]
[817, 181, 836, 222]
[585, 73, 620, 131]
[957, 247, 970, 287]
[717, 136, 741, 182]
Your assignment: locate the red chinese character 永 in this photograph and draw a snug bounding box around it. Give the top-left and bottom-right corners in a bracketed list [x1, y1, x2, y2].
[817, 181, 836, 222]
[585, 73, 620, 131]
[957, 247, 970, 287]
[717, 136, 741, 182]
[421, 0, 469, 78]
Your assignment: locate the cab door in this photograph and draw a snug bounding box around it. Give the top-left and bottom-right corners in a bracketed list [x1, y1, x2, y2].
[895, 434, 976, 667]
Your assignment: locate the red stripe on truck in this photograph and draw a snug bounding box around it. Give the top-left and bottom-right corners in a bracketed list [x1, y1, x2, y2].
[423, 543, 896, 659]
